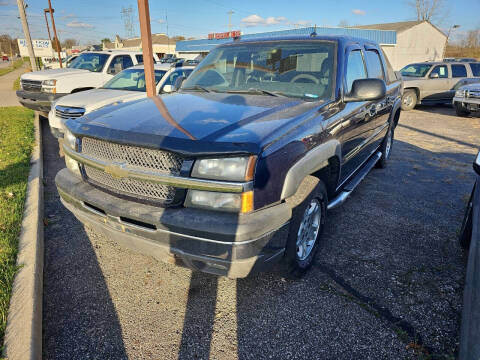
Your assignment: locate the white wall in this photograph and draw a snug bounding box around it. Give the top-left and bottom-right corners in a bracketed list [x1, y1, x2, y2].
[382, 22, 446, 70]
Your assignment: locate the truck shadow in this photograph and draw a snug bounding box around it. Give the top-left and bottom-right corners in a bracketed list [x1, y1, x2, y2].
[175, 137, 475, 359]
[41, 117, 128, 359]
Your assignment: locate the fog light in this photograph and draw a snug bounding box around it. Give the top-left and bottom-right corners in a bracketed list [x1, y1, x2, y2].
[65, 154, 81, 177]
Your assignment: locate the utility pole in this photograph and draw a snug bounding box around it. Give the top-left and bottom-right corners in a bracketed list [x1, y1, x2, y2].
[227, 10, 234, 32]
[16, 0, 37, 71]
[137, 0, 155, 97]
[43, 9, 56, 58]
[165, 10, 170, 54]
[47, 0, 62, 67]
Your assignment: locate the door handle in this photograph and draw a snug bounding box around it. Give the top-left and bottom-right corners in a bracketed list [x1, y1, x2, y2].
[368, 104, 377, 117]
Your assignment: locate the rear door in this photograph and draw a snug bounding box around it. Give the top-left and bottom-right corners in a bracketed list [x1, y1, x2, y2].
[449, 64, 470, 99]
[364, 46, 390, 150]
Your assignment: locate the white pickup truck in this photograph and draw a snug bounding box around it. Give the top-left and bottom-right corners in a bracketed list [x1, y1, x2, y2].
[16, 50, 159, 115]
[48, 63, 195, 138]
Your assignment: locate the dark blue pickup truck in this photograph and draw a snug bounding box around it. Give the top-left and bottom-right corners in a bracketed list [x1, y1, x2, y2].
[56, 35, 402, 278]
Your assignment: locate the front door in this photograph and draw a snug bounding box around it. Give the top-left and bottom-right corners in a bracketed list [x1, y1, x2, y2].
[422, 65, 450, 101]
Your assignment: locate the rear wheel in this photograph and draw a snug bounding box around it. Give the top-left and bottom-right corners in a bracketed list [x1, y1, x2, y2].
[283, 177, 327, 278]
[376, 125, 394, 168]
[455, 102, 470, 117]
[401, 90, 417, 111]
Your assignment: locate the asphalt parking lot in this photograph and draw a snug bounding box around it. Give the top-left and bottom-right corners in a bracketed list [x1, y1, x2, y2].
[42, 106, 480, 360]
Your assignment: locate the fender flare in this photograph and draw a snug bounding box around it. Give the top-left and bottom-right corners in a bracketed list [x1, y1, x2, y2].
[280, 139, 341, 200]
[391, 98, 402, 127]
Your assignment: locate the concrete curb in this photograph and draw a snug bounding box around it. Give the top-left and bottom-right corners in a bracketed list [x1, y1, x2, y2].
[3, 112, 43, 360]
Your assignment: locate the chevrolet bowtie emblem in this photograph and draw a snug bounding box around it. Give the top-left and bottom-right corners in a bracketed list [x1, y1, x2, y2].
[104, 162, 128, 179]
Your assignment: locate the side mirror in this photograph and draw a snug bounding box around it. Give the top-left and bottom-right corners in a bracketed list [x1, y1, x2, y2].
[162, 84, 174, 93]
[473, 151, 480, 175]
[344, 78, 386, 103]
[430, 72, 440, 79]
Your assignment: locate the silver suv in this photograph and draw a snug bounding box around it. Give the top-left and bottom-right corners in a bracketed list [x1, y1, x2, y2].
[400, 61, 480, 111]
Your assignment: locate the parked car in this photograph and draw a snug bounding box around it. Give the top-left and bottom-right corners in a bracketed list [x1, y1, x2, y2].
[55, 35, 402, 278]
[48, 64, 195, 138]
[400, 61, 480, 110]
[457, 151, 480, 360]
[2, 55, 9, 61]
[16, 51, 160, 114]
[453, 82, 480, 116]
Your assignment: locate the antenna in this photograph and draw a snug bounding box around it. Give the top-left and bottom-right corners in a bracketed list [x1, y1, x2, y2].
[121, 6, 136, 38]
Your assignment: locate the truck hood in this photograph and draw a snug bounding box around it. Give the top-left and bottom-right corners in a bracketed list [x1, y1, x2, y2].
[55, 89, 145, 113]
[459, 83, 480, 92]
[21, 68, 89, 81]
[67, 92, 322, 156]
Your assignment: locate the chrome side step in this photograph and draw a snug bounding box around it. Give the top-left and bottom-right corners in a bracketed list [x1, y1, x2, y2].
[327, 151, 382, 210]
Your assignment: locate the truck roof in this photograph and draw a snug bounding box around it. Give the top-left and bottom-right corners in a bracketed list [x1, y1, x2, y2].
[218, 34, 381, 48]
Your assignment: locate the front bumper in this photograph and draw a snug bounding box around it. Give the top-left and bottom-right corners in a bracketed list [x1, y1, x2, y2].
[47, 109, 64, 138]
[55, 168, 292, 278]
[16, 90, 66, 113]
[453, 96, 480, 106]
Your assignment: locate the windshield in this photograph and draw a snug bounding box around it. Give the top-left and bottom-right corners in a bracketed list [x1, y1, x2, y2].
[182, 41, 336, 100]
[400, 64, 432, 77]
[68, 53, 110, 72]
[102, 68, 167, 92]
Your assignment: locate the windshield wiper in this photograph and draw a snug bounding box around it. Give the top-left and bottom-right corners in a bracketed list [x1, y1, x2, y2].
[226, 88, 288, 97]
[181, 85, 211, 92]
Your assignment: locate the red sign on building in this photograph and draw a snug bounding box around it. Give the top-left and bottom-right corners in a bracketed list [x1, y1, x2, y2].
[208, 30, 241, 40]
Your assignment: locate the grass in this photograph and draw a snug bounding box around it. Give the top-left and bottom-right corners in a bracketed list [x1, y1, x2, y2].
[12, 76, 20, 91]
[0, 107, 34, 348]
[0, 59, 25, 77]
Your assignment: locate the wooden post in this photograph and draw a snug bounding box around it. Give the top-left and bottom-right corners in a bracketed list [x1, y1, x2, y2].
[47, 0, 62, 68]
[137, 0, 156, 98]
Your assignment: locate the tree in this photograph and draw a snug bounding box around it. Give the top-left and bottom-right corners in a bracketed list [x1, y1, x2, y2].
[463, 29, 480, 48]
[101, 38, 111, 44]
[407, 0, 444, 23]
[61, 38, 78, 49]
[172, 36, 185, 41]
[0, 34, 19, 55]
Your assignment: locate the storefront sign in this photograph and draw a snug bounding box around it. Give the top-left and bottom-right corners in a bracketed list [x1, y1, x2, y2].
[208, 31, 241, 40]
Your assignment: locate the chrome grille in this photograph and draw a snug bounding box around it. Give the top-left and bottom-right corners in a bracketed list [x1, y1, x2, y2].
[84, 165, 177, 202]
[55, 105, 85, 120]
[21, 79, 42, 92]
[81, 137, 183, 174]
[81, 137, 183, 203]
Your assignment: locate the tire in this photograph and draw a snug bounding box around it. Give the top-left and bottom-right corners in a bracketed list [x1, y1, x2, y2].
[283, 177, 327, 278]
[376, 125, 394, 169]
[459, 185, 474, 250]
[454, 102, 470, 117]
[401, 89, 417, 111]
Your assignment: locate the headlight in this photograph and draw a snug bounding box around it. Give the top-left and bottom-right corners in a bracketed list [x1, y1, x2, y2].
[42, 79, 56, 93]
[455, 89, 466, 98]
[191, 156, 256, 181]
[65, 154, 81, 177]
[185, 190, 253, 213]
[43, 79, 56, 86]
[64, 128, 76, 150]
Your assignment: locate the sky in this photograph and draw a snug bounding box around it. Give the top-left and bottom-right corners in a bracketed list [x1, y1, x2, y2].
[0, 0, 479, 45]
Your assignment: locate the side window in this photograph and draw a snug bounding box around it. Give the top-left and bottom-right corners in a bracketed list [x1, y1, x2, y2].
[107, 55, 133, 74]
[135, 54, 143, 64]
[469, 63, 480, 77]
[345, 50, 367, 93]
[381, 48, 397, 84]
[452, 64, 467, 78]
[365, 49, 385, 80]
[162, 70, 183, 87]
[429, 65, 448, 78]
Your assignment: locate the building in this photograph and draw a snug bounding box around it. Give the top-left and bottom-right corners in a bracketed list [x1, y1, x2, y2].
[176, 21, 447, 70]
[354, 21, 447, 69]
[103, 34, 176, 58]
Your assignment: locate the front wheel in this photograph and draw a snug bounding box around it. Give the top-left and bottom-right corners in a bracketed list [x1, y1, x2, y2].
[454, 102, 470, 117]
[401, 90, 417, 111]
[283, 177, 327, 278]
